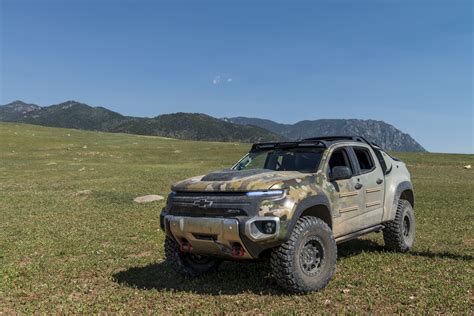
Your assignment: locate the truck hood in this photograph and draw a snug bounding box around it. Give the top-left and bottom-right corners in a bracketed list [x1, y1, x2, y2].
[171, 169, 311, 192]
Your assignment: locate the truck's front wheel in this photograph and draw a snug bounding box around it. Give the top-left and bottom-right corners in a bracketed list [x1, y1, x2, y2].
[270, 216, 337, 293]
[164, 236, 221, 277]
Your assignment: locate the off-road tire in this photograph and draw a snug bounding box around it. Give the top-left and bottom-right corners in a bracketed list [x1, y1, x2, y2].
[383, 199, 416, 252]
[270, 216, 337, 293]
[164, 236, 221, 277]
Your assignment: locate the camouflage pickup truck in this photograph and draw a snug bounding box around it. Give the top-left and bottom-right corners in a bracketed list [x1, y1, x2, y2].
[160, 136, 415, 292]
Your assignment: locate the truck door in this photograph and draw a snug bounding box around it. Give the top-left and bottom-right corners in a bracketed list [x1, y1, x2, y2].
[349, 146, 385, 227]
[325, 147, 365, 237]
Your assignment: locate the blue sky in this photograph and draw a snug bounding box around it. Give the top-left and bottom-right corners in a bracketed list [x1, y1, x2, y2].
[1, 0, 472, 153]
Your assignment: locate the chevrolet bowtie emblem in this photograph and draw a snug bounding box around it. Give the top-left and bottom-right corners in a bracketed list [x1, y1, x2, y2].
[193, 199, 213, 208]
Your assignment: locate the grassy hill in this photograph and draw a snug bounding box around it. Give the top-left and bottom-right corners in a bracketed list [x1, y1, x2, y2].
[0, 123, 472, 313]
[110, 112, 283, 142]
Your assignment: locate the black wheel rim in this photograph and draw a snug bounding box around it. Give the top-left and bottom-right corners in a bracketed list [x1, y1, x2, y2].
[299, 236, 325, 277]
[403, 215, 410, 238]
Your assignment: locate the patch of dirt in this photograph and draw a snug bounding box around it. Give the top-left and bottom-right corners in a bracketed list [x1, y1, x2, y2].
[133, 195, 164, 203]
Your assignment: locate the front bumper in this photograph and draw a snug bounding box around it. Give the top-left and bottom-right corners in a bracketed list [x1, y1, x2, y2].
[161, 214, 281, 259]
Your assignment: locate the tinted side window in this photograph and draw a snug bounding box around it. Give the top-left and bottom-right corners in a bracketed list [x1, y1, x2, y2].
[373, 148, 389, 174]
[328, 148, 353, 174]
[381, 150, 393, 173]
[353, 147, 375, 172]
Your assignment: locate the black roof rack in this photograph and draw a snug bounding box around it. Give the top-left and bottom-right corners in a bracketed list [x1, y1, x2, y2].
[251, 136, 385, 152]
[302, 136, 382, 149]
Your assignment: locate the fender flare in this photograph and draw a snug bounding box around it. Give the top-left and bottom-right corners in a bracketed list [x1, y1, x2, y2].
[282, 193, 332, 240]
[390, 181, 414, 220]
[238, 192, 333, 258]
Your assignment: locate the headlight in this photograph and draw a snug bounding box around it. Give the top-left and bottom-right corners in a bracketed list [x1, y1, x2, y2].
[246, 190, 284, 197]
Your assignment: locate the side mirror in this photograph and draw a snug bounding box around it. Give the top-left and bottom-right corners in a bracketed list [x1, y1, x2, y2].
[331, 166, 352, 181]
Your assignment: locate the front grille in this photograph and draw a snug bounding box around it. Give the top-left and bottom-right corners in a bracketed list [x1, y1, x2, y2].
[168, 191, 259, 218]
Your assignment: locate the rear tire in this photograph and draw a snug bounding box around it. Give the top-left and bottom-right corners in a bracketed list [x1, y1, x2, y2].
[270, 216, 337, 293]
[383, 199, 416, 252]
[164, 236, 221, 277]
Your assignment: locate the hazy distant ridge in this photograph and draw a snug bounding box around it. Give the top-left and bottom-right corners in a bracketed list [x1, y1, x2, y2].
[225, 117, 425, 152]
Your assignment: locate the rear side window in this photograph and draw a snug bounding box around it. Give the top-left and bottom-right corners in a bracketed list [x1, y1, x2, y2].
[353, 147, 375, 172]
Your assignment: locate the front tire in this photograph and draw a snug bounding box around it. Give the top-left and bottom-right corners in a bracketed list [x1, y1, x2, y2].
[164, 236, 221, 277]
[270, 216, 337, 293]
[383, 199, 416, 252]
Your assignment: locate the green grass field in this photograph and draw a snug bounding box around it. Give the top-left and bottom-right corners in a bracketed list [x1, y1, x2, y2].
[1, 122, 473, 313]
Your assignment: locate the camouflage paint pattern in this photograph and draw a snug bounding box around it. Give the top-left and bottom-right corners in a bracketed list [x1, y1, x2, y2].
[168, 142, 412, 247]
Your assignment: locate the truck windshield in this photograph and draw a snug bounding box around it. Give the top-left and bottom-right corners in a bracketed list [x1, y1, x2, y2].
[233, 149, 324, 173]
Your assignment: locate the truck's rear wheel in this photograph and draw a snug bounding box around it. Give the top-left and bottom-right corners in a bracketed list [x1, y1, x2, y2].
[270, 216, 337, 293]
[164, 236, 221, 277]
[383, 199, 416, 252]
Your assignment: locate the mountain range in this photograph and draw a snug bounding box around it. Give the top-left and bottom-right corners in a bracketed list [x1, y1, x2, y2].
[224, 117, 425, 152]
[0, 101, 282, 143]
[0, 100, 426, 151]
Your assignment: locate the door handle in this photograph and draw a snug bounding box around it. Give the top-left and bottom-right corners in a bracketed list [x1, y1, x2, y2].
[376, 178, 383, 185]
[355, 183, 363, 190]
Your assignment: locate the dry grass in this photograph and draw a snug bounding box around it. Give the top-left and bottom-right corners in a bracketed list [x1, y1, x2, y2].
[0, 122, 473, 313]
